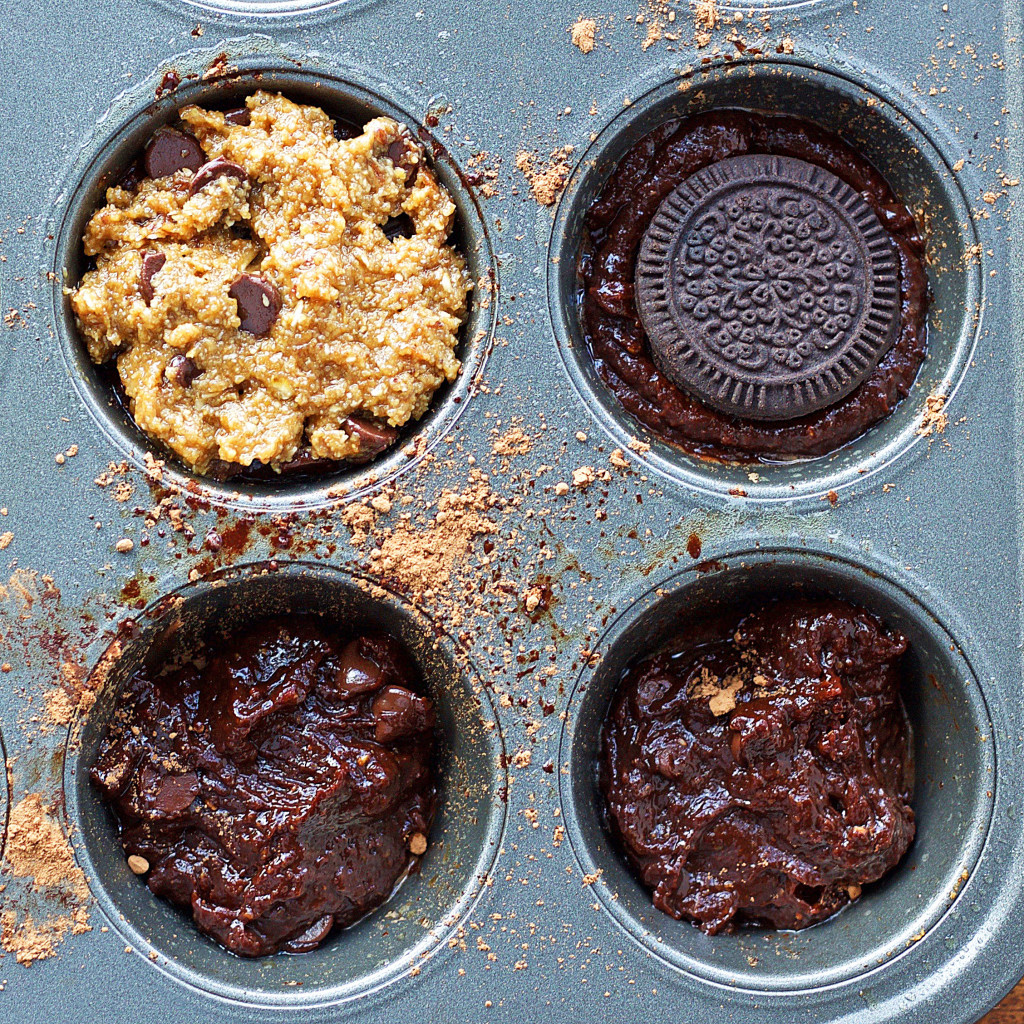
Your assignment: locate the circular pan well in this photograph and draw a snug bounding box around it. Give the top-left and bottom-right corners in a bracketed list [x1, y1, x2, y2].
[64, 562, 506, 1008]
[548, 59, 980, 505]
[558, 547, 994, 996]
[53, 60, 496, 511]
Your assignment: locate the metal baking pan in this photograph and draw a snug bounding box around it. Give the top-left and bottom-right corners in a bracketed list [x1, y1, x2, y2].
[0, 0, 1020, 1021]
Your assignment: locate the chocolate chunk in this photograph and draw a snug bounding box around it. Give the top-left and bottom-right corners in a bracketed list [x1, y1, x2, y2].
[149, 772, 200, 817]
[383, 213, 416, 241]
[229, 273, 282, 336]
[372, 685, 435, 744]
[344, 415, 399, 458]
[140, 251, 166, 305]
[166, 354, 200, 388]
[387, 136, 421, 184]
[282, 915, 334, 953]
[143, 128, 204, 179]
[223, 107, 251, 127]
[188, 157, 248, 197]
[634, 153, 901, 422]
[330, 639, 388, 698]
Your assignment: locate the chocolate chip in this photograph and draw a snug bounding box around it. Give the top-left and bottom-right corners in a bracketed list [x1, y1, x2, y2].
[143, 128, 204, 179]
[330, 639, 387, 698]
[634, 153, 901, 422]
[166, 354, 201, 388]
[387, 136, 421, 184]
[118, 158, 144, 192]
[344, 415, 399, 458]
[229, 273, 282, 336]
[188, 157, 248, 197]
[382, 213, 416, 241]
[282, 915, 334, 953]
[371, 685, 434, 743]
[140, 251, 166, 305]
[223, 107, 251, 127]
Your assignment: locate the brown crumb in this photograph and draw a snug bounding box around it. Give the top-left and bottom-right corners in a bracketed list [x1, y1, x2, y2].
[408, 833, 428, 856]
[572, 466, 597, 490]
[493, 427, 533, 458]
[0, 531, 12, 550]
[114, 538, 134, 553]
[691, 667, 745, 716]
[571, 17, 597, 53]
[512, 748, 532, 769]
[515, 146, 575, 206]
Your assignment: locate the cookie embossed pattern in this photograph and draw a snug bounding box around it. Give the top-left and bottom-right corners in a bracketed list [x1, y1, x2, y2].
[635, 154, 901, 421]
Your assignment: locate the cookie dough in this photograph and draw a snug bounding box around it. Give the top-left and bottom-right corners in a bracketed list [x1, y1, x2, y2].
[91, 616, 437, 957]
[600, 598, 916, 933]
[72, 91, 470, 476]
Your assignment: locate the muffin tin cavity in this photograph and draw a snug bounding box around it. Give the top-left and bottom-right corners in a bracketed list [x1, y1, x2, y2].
[549, 60, 980, 504]
[65, 562, 506, 1008]
[54, 63, 496, 511]
[558, 548, 994, 992]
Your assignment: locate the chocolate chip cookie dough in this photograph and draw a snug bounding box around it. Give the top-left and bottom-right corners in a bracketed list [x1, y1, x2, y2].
[581, 111, 929, 461]
[91, 616, 437, 957]
[600, 598, 915, 933]
[71, 91, 470, 477]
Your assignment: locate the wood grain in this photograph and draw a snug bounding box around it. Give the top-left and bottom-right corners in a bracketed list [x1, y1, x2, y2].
[980, 978, 1024, 1022]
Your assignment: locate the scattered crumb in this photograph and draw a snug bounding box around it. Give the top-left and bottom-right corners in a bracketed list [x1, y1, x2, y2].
[917, 394, 948, 437]
[516, 146, 575, 206]
[570, 17, 597, 53]
[127, 855, 150, 875]
[572, 466, 597, 490]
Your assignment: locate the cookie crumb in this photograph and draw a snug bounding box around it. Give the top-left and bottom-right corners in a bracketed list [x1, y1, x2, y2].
[115, 538, 135, 553]
[408, 833, 428, 856]
[516, 146, 575, 206]
[570, 17, 597, 53]
[917, 394, 948, 437]
[572, 466, 597, 490]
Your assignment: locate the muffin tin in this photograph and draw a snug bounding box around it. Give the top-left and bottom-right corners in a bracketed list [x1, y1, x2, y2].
[0, 1, 1020, 1022]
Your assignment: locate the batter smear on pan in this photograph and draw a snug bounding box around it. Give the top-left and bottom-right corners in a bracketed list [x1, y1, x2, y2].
[71, 91, 470, 478]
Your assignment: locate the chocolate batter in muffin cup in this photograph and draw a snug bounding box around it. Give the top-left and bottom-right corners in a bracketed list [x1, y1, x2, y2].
[549, 63, 980, 504]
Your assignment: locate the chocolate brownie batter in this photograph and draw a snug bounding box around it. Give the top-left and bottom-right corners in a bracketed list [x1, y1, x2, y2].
[581, 111, 929, 461]
[600, 598, 915, 933]
[91, 617, 436, 957]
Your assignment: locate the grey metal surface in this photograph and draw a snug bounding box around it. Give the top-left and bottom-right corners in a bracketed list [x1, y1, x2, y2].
[0, 0, 1021, 1022]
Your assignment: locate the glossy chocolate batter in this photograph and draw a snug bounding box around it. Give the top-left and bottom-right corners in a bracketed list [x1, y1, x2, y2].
[600, 598, 915, 933]
[91, 616, 436, 957]
[581, 111, 929, 461]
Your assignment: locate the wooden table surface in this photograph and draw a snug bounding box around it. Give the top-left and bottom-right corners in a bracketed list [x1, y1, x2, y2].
[980, 978, 1024, 1022]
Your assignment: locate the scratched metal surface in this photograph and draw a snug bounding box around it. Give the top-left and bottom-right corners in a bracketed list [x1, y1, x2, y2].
[0, 0, 1021, 1021]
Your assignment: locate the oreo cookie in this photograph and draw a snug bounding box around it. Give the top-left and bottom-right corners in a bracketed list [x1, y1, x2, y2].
[634, 153, 902, 422]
